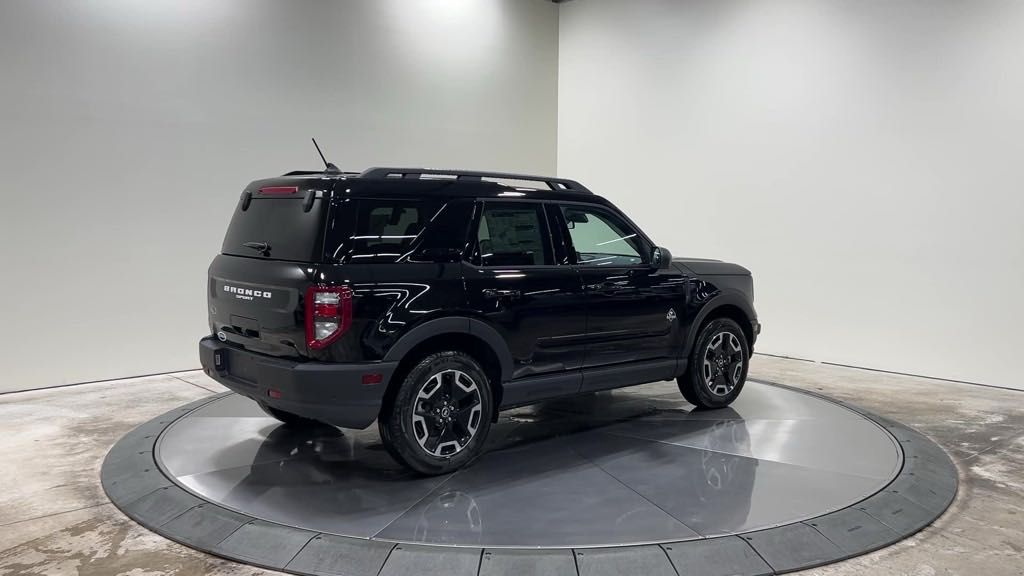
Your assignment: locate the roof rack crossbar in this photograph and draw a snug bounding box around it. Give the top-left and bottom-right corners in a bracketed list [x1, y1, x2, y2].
[360, 167, 592, 194]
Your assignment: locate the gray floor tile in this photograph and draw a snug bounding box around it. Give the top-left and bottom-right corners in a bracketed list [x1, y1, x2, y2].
[286, 534, 394, 576]
[743, 523, 843, 573]
[662, 536, 771, 576]
[377, 544, 481, 576]
[214, 520, 317, 569]
[479, 549, 577, 576]
[576, 545, 677, 576]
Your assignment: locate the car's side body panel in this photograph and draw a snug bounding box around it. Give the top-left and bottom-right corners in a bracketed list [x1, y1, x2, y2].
[575, 265, 688, 367]
[463, 263, 589, 380]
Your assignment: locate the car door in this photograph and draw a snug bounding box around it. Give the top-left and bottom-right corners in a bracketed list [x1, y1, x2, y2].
[556, 202, 688, 371]
[463, 200, 587, 403]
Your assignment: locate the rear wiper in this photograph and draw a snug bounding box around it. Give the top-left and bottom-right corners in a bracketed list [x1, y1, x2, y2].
[243, 241, 270, 256]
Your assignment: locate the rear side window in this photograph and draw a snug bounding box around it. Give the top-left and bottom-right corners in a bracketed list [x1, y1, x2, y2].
[337, 199, 444, 263]
[475, 203, 553, 266]
[221, 195, 327, 262]
[412, 200, 475, 258]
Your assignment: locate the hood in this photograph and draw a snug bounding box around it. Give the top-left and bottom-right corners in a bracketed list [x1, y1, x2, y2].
[673, 257, 751, 276]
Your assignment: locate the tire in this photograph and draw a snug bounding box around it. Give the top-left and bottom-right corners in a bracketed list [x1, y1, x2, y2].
[379, 351, 493, 475]
[257, 401, 320, 427]
[678, 318, 750, 409]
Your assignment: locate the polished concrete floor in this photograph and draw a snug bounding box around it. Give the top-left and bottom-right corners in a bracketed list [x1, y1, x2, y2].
[0, 356, 1021, 575]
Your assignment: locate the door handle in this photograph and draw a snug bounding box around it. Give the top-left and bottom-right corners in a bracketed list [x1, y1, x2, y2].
[587, 281, 627, 293]
[483, 288, 521, 300]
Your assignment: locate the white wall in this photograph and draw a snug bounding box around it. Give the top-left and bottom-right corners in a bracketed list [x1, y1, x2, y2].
[0, 0, 559, 393]
[559, 0, 1024, 389]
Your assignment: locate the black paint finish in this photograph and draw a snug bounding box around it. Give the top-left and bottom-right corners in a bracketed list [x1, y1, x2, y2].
[199, 170, 759, 432]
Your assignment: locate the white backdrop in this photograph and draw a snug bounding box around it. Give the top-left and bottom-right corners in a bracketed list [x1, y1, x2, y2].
[0, 0, 558, 392]
[558, 0, 1024, 389]
[5, 0, 1022, 393]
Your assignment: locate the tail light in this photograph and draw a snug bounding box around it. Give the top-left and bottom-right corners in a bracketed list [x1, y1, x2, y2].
[305, 285, 353, 350]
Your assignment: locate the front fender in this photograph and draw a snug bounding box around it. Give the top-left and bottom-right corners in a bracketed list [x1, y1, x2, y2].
[684, 290, 757, 354]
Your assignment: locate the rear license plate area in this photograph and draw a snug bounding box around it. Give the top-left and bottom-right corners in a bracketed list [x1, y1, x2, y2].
[225, 351, 259, 384]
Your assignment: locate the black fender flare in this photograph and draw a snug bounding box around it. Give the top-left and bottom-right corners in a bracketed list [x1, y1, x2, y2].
[382, 316, 514, 383]
[684, 291, 757, 354]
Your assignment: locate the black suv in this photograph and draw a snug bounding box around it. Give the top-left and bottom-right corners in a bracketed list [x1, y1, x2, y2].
[199, 167, 760, 474]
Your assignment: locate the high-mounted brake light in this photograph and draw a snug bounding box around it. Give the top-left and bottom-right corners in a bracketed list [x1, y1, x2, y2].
[305, 285, 353, 350]
[260, 186, 299, 195]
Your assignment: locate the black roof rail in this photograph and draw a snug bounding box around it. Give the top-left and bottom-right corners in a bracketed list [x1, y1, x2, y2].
[282, 170, 361, 177]
[359, 167, 592, 194]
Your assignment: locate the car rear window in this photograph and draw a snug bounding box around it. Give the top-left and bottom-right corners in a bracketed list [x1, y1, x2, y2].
[221, 196, 327, 262]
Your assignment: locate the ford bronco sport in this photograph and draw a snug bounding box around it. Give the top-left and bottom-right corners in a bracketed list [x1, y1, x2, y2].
[199, 166, 760, 474]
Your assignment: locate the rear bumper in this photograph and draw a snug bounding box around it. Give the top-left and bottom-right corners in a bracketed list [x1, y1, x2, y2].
[198, 336, 397, 429]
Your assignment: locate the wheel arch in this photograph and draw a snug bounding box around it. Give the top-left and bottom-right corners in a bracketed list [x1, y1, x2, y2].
[381, 316, 512, 414]
[685, 294, 756, 354]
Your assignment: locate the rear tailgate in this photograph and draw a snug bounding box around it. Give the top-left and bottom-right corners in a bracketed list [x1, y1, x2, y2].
[209, 177, 334, 358]
[208, 255, 319, 358]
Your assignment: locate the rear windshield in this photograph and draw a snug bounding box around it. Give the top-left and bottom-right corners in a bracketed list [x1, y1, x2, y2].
[221, 196, 327, 262]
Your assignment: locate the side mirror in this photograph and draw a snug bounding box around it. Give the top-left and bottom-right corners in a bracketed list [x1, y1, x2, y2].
[651, 246, 673, 269]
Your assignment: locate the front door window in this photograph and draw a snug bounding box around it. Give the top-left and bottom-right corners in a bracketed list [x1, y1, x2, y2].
[560, 206, 646, 266]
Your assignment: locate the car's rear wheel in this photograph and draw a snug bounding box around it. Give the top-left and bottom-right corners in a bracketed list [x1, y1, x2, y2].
[379, 351, 493, 475]
[678, 318, 749, 409]
[257, 401, 320, 427]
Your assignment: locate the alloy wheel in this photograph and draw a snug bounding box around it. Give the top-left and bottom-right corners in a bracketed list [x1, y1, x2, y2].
[702, 332, 744, 396]
[411, 369, 483, 457]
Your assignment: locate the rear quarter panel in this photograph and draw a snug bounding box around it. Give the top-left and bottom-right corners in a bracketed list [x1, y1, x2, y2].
[349, 262, 468, 362]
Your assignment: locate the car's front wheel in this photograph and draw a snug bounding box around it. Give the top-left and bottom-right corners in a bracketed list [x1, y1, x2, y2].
[678, 318, 750, 409]
[379, 351, 493, 475]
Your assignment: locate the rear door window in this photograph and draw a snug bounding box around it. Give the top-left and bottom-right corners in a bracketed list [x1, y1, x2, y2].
[474, 202, 553, 266]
